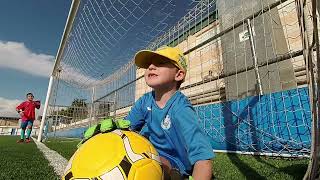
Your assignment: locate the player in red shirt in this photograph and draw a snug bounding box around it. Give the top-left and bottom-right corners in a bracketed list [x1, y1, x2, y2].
[16, 93, 40, 143]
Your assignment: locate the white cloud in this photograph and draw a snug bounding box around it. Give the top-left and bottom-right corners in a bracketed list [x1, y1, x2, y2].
[60, 62, 99, 88]
[0, 97, 21, 117]
[0, 40, 101, 87]
[0, 97, 44, 118]
[0, 41, 54, 77]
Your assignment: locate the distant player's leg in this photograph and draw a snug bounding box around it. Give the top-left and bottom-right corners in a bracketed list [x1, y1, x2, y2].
[17, 121, 27, 143]
[25, 120, 34, 143]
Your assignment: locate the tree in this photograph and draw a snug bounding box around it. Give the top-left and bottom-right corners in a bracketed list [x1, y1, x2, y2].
[50, 98, 88, 124]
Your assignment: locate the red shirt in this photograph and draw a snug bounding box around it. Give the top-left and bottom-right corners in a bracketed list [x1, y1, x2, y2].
[16, 100, 40, 121]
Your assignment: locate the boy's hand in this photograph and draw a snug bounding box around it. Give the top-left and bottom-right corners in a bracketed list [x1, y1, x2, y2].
[192, 160, 212, 180]
[34, 100, 41, 109]
[83, 119, 113, 140]
[115, 119, 130, 129]
[17, 109, 24, 116]
[82, 119, 131, 140]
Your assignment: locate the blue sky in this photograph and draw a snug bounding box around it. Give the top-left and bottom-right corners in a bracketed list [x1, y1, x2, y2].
[0, 0, 200, 116]
[0, 0, 71, 116]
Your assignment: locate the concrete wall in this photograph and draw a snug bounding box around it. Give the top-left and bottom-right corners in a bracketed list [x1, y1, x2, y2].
[217, 0, 297, 100]
[134, 0, 306, 105]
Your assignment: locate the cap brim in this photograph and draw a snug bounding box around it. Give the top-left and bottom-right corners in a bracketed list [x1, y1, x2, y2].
[134, 50, 171, 69]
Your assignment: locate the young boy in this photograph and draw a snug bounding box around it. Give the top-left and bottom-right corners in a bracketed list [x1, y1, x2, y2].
[126, 46, 214, 179]
[16, 93, 40, 143]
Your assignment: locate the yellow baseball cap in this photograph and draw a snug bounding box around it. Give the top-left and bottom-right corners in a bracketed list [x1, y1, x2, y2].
[134, 46, 187, 71]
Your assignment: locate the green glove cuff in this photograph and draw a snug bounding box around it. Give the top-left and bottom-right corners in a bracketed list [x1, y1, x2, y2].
[100, 119, 114, 132]
[189, 176, 194, 180]
[115, 119, 131, 129]
[84, 125, 97, 140]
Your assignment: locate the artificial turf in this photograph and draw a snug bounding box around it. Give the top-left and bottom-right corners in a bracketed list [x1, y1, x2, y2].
[0, 136, 308, 180]
[213, 153, 308, 180]
[44, 137, 308, 180]
[0, 136, 58, 180]
[44, 138, 80, 160]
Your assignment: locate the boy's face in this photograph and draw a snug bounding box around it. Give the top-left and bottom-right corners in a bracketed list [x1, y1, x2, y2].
[144, 58, 185, 89]
[27, 94, 34, 101]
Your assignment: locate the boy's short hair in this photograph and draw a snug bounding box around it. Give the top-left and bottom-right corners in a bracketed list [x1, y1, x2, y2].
[176, 80, 183, 89]
[134, 46, 187, 88]
[26, 93, 34, 97]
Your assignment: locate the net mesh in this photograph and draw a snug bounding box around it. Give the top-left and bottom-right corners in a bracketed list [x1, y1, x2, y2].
[45, 0, 319, 162]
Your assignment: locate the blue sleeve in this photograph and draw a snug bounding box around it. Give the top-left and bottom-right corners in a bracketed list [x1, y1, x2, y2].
[174, 106, 214, 165]
[125, 96, 146, 131]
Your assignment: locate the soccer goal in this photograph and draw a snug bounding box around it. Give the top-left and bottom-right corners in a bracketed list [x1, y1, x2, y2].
[37, 0, 319, 178]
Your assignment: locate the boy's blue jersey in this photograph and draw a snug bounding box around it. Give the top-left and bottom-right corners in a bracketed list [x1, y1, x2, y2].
[126, 91, 214, 175]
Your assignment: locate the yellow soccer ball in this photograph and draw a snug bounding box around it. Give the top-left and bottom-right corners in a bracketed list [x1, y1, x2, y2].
[62, 130, 163, 180]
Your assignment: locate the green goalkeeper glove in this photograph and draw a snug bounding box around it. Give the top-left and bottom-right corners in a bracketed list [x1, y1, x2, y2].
[78, 118, 131, 148]
[115, 119, 130, 129]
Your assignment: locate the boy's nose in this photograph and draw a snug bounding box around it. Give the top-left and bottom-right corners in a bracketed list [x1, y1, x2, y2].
[148, 63, 157, 69]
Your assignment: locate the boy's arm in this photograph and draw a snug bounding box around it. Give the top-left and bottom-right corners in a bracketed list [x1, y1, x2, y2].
[174, 106, 214, 177]
[192, 160, 212, 180]
[16, 102, 25, 112]
[16, 102, 25, 116]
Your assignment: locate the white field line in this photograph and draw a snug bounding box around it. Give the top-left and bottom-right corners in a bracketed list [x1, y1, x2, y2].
[32, 137, 68, 177]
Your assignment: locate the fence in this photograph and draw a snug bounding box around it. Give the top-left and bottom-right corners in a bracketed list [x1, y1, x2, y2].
[38, 0, 319, 178]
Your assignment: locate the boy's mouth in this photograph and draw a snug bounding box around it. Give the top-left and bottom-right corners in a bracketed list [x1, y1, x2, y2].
[148, 73, 158, 77]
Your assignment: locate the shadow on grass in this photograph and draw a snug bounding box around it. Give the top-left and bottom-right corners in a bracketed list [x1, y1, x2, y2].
[223, 97, 266, 179]
[222, 95, 308, 179]
[227, 154, 267, 180]
[279, 163, 308, 179]
[254, 156, 308, 179]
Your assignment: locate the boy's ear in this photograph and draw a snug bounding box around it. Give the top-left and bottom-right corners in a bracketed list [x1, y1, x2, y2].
[175, 69, 185, 82]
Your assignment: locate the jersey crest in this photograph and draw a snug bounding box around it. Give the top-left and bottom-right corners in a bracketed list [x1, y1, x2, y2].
[161, 115, 171, 130]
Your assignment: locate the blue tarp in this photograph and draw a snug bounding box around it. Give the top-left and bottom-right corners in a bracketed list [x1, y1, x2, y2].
[49, 87, 312, 155]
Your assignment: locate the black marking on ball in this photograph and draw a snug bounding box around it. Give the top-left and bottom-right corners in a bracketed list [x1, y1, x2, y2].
[142, 152, 150, 158]
[120, 156, 132, 177]
[64, 172, 73, 180]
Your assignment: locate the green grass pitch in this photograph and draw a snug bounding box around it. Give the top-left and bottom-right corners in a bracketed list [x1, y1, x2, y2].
[0, 136, 308, 179]
[0, 136, 58, 180]
[44, 138, 308, 180]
